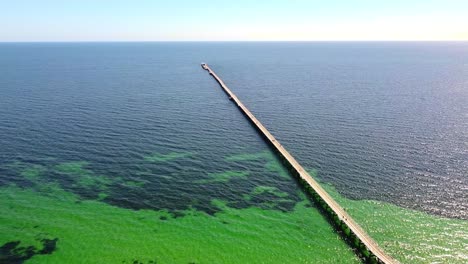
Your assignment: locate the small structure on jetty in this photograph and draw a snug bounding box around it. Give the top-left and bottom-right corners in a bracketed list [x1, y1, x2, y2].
[201, 63, 398, 264]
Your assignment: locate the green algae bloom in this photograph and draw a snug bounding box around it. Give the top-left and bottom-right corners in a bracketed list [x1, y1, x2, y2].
[7, 162, 46, 181]
[225, 152, 268, 162]
[321, 183, 468, 263]
[20, 165, 46, 181]
[54, 161, 111, 189]
[195, 170, 249, 184]
[226, 151, 289, 178]
[251, 186, 289, 198]
[0, 186, 359, 263]
[54, 161, 90, 175]
[3, 153, 466, 263]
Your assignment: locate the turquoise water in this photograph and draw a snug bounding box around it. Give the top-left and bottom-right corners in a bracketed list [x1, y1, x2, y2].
[0, 42, 467, 263]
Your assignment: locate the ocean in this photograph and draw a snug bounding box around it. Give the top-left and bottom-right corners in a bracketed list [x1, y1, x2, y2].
[0, 42, 467, 263]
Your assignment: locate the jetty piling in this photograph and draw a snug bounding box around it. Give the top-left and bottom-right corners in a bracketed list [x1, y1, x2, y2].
[201, 63, 398, 264]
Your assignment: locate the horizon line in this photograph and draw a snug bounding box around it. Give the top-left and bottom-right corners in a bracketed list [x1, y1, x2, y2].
[1, 40, 468, 43]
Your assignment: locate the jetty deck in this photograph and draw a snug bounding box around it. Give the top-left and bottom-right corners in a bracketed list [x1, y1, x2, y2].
[202, 63, 398, 264]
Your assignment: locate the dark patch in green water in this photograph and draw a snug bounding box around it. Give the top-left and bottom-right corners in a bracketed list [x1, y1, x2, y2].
[37, 238, 58, 255]
[3, 152, 304, 216]
[0, 241, 35, 264]
[0, 238, 58, 264]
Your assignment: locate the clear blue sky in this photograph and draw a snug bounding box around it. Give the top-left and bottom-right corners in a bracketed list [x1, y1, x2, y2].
[1, 0, 467, 41]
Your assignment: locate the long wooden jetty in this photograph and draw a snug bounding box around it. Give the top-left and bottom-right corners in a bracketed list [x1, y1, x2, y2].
[201, 63, 398, 264]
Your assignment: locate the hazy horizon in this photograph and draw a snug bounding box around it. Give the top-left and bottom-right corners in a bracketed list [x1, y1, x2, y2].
[1, 0, 467, 42]
[2, 40, 468, 43]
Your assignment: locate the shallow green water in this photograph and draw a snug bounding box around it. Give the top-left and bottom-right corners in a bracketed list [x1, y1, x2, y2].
[322, 183, 468, 263]
[1, 150, 363, 263]
[2, 153, 466, 263]
[0, 185, 360, 264]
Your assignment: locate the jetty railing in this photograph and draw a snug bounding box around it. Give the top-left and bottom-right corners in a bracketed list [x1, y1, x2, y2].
[201, 63, 398, 264]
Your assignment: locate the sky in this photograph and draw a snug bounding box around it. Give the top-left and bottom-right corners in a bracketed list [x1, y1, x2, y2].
[1, 0, 468, 41]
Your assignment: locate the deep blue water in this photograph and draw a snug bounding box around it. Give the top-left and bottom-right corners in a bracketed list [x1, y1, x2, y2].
[0, 42, 467, 219]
